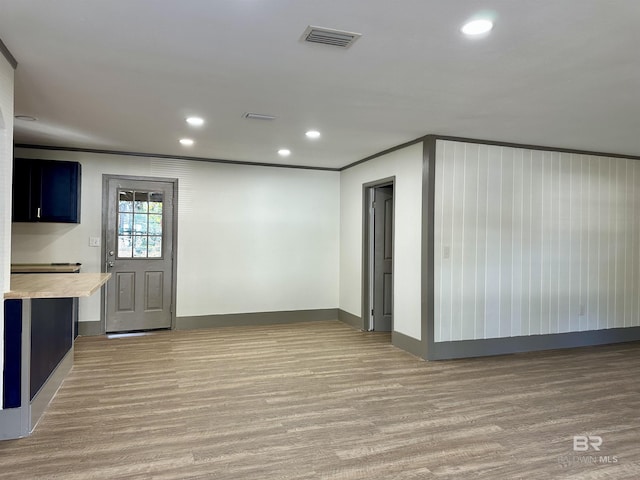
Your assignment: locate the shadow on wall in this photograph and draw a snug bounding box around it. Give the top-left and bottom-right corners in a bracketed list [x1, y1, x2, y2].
[11, 223, 80, 252]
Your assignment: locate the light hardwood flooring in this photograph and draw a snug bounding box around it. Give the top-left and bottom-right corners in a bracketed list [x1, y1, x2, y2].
[1, 320, 640, 479]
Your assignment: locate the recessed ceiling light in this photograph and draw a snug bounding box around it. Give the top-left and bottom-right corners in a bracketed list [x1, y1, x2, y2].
[461, 19, 493, 36]
[14, 115, 37, 121]
[179, 138, 194, 146]
[305, 130, 321, 139]
[186, 116, 204, 127]
[278, 149, 291, 157]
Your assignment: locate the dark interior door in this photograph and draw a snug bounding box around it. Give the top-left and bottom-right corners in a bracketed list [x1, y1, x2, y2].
[373, 186, 393, 331]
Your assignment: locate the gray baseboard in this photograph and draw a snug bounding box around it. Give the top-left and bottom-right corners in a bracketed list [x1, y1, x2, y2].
[176, 308, 339, 330]
[30, 347, 74, 432]
[78, 321, 104, 337]
[392, 331, 423, 358]
[0, 343, 74, 440]
[0, 407, 26, 440]
[428, 326, 640, 360]
[338, 309, 363, 330]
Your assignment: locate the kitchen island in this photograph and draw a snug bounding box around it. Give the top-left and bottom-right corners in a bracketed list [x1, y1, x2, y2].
[1, 273, 110, 440]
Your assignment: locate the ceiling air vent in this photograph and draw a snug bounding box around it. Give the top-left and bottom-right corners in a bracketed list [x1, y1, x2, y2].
[302, 25, 361, 48]
[244, 113, 276, 121]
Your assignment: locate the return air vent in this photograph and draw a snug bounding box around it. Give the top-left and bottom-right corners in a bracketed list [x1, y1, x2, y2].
[302, 26, 361, 48]
[244, 113, 276, 121]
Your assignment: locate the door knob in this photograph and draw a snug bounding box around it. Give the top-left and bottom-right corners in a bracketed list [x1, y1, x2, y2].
[108, 250, 115, 256]
[108, 261, 115, 268]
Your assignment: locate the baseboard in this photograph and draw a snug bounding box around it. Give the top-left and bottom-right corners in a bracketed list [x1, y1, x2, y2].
[392, 331, 423, 358]
[78, 321, 104, 337]
[338, 309, 363, 330]
[0, 407, 27, 440]
[30, 346, 74, 432]
[428, 326, 640, 360]
[176, 308, 339, 330]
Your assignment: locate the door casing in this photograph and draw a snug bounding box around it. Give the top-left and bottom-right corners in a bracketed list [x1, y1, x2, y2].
[101, 174, 179, 333]
[362, 177, 395, 332]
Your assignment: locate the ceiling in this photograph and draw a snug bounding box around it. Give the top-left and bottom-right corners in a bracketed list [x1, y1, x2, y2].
[1, 1, 639, 169]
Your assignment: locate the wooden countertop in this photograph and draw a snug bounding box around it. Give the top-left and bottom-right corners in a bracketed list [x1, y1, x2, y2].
[5, 273, 112, 299]
[11, 263, 82, 273]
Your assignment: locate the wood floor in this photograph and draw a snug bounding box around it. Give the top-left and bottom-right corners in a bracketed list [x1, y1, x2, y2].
[1, 320, 640, 479]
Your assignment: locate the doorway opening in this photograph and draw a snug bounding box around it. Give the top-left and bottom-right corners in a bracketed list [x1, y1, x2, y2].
[362, 178, 395, 332]
[101, 175, 178, 333]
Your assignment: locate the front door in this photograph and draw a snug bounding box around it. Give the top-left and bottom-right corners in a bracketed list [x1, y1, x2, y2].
[104, 177, 175, 332]
[373, 185, 393, 331]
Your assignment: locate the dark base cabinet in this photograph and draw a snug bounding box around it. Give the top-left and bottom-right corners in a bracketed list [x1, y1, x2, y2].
[12, 159, 81, 223]
[30, 298, 74, 400]
[2, 298, 74, 409]
[1, 296, 76, 440]
[2, 300, 22, 409]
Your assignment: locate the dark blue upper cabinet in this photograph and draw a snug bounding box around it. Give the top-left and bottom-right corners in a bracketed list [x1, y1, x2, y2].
[12, 159, 81, 223]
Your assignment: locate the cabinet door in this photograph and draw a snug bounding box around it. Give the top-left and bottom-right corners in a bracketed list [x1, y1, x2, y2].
[37, 160, 81, 223]
[12, 159, 81, 223]
[12, 159, 35, 222]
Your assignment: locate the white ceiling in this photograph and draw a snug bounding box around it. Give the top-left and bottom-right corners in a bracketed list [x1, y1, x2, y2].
[1, 1, 639, 169]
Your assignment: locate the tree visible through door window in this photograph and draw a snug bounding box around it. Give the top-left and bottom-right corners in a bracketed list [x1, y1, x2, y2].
[117, 190, 163, 258]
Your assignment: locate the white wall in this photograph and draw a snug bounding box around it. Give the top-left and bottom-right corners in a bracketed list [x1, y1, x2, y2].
[12, 149, 340, 323]
[340, 143, 423, 340]
[0, 54, 15, 408]
[435, 139, 640, 341]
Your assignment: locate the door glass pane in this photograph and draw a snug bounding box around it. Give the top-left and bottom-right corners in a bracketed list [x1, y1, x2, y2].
[117, 189, 164, 259]
[118, 213, 133, 235]
[118, 236, 133, 258]
[148, 214, 162, 235]
[149, 192, 163, 213]
[119, 191, 134, 212]
[133, 236, 148, 258]
[148, 236, 162, 258]
[133, 214, 148, 235]
[134, 191, 148, 213]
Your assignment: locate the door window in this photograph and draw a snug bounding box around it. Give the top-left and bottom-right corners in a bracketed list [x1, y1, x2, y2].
[117, 190, 163, 258]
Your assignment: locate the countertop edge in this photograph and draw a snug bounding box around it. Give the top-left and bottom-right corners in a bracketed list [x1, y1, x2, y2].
[5, 273, 112, 299]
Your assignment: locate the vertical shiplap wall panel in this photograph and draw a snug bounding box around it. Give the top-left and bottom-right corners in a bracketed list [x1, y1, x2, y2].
[597, 158, 610, 330]
[499, 147, 514, 338]
[450, 142, 466, 341]
[434, 140, 640, 341]
[627, 161, 640, 325]
[615, 158, 624, 327]
[569, 154, 581, 332]
[0, 55, 15, 408]
[461, 143, 479, 340]
[474, 145, 489, 339]
[540, 151, 551, 335]
[557, 153, 572, 333]
[434, 142, 451, 341]
[606, 158, 616, 329]
[547, 152, 562, 332]
[519, 150, 533, 336]
[510, 149, 524, 337]
[529, 149, 544, 337]
[434, 146, 442, 341]
[587, 156, 601, 331]
[484, 146, 502, 339]
[576, 155, 586, 331]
